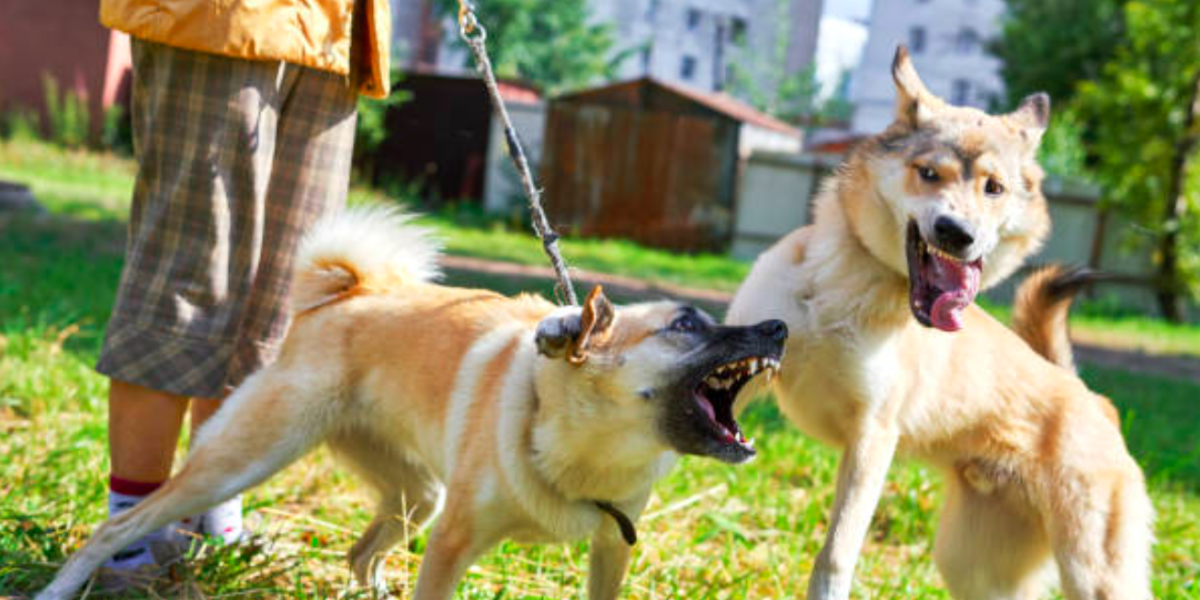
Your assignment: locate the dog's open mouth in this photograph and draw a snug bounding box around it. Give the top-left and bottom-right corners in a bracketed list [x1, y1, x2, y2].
[905, 222, 982, 332]
[693, 356, 778, 452]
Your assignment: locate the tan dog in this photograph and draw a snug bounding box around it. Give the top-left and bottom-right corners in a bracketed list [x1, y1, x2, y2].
[727, 47, 1152, 600]
[38, 206, 787, 600]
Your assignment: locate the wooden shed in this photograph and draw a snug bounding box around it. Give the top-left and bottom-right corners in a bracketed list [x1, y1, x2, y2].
[540, 77, 799, 252]
[374, 73, 540, 204]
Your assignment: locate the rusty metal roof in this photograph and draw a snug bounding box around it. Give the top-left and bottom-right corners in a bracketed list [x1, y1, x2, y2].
[558, 77, 799, 137]
[405, 69, 542, 104]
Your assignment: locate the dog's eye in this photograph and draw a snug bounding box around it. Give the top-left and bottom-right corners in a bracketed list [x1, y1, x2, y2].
[670, 314, 700, 333]
[984, 177, 1005, 197]
[916, 166, 940, 183]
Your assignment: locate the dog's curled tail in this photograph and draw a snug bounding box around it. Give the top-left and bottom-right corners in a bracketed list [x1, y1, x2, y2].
[292, 205, 442, 314]
[1012, 264, 1096, 371]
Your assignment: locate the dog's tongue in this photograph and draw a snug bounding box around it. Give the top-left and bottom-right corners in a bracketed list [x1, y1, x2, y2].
[695, 392, 716, 422]
[928, 254, 982, 332]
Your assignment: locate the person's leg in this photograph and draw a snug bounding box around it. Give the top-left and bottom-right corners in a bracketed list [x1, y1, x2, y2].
[109, 380, 189, 484]
[104, 380, 190, 571]
[181, 61, 356, 549]
[95, 38, 284, 573]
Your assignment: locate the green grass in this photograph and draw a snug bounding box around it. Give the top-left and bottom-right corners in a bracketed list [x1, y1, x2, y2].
[2, 139, 1199, 598]
[5, 138, 1200, 356]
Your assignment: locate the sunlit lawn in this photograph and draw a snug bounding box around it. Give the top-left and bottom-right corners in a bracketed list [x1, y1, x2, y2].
[2, 140, 1198, 598]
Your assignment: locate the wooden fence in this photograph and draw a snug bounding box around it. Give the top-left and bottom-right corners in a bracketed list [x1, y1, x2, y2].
[733, 151, 1183, 316]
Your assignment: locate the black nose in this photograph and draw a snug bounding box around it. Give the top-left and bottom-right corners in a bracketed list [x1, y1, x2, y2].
[756, 319, 788, 343]
[933, 216, 975, 252]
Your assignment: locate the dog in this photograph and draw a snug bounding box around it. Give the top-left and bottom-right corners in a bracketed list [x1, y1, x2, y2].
[37, 206, 787, 600]
[727, 47, 1152, 600]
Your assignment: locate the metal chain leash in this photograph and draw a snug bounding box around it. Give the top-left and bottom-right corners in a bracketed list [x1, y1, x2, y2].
[457, 0, 579, 306]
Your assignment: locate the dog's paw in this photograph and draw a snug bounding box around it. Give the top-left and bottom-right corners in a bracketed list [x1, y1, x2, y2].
[351, 552, 392, 598]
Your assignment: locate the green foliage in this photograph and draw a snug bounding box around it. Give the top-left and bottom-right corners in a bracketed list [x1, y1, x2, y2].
[353, 70, 411, 183]
[101, 104, 133, 155]
[435, 0, 614, 93]
[728, 62, 851, 126]
[1037, 106, 1093, 181]
[1075, 1, 1200, 302]
[990, 0, 1128, 107]
[41, 74, 90, 149]
[0, 108, 41, 143]
[724, 0, 848, 126]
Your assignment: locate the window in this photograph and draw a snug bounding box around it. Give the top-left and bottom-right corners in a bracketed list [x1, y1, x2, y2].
[681, 55, 697, 80]
[686, 7, 702, 30]
[956, 28, 979, 54]
[645, 0, 660, 22]
[909, 27, 926, 53]
[731, 17, 747, 44]
[951, 79, 971, 105]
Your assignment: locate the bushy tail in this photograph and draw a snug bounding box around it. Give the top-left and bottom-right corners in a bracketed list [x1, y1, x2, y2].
[291, 205, 442, 314]
[1011, 264, 1095, 371]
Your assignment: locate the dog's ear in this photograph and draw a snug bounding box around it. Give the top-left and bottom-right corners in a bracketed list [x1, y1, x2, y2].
[891, 46, 936, 127]
[1008, 92, 1051, 147]
[535, 286, 615, 364]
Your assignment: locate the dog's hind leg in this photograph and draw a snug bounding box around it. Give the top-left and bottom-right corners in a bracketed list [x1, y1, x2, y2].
[933, 475, 1053, 600]
[1047, 469, 1153, 600]
[36, 370, 334, 600]
[331, 431, 444, 597]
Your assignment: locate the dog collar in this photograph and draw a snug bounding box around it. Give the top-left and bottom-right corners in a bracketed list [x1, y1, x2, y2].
[594, 501, 637, 545]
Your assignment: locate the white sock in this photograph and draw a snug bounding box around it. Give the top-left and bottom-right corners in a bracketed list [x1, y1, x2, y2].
[104, 490, 170, 570]
[199, 495, 244, 543]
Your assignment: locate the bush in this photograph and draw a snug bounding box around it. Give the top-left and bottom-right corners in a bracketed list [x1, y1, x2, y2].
[1, 108, 42, 143]
[42, 74, 90, 148]
[353, 70, 410, 183]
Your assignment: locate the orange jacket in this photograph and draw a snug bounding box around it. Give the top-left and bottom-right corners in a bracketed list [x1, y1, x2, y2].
[100, 0, 391, 98]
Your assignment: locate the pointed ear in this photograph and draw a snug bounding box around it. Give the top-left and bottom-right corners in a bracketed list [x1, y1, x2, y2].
[534, 286, 616, 365]
[569, 286, 615, 364]
[1009, 92, 1051, 144]
[891, 45, 935, 127]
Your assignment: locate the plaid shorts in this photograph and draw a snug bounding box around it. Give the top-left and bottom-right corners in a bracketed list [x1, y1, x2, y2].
[96, 39, 358, 399]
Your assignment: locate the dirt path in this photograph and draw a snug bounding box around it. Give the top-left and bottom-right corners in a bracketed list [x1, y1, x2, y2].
[442, 255, 1200, 385]
[1073, 344, 1200, 384]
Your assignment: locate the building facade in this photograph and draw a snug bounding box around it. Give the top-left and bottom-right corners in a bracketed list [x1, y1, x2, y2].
[849, 0, 1004, 134]
[392, 0, 823, 97]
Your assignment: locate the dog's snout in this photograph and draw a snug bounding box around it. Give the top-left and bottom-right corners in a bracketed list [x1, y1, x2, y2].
[756, 319, 788, 343]
[933, 216, 975, 252]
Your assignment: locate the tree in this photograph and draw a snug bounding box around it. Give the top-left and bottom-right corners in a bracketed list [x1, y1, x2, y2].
[989, 0, 1128, 107]
[435, 0, 614, 94]
[1076, 0, 1200, 321]
[723, 0, 849, 127]
[727, 62, 850, 126]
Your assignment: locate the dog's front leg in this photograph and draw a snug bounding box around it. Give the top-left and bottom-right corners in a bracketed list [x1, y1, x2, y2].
[412, 512, 493, 600]
[588, 491, 651, 600]
[587, 527, 632, 600]
[806, 422, 898, 600]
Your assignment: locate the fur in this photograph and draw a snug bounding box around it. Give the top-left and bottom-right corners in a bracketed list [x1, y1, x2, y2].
[39, 207, 785, 600]
[728, 47, 1153, 600]
[1011, 264, 1093, 371]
